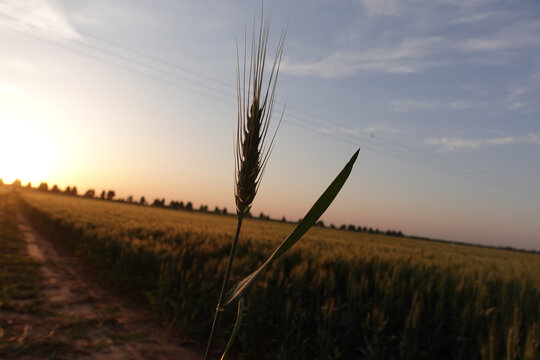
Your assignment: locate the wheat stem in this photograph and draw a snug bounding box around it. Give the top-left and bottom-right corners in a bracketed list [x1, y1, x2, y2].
[204, 215, 244, 360]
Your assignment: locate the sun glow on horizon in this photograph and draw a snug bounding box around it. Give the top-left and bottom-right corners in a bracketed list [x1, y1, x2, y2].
[0, 120, 57, 185]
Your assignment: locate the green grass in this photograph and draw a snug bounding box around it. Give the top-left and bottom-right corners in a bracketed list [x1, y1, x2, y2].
[19, 190, 540, 359]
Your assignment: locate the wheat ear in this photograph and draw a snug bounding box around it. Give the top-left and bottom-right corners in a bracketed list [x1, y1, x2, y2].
[204, 15, 286, 360]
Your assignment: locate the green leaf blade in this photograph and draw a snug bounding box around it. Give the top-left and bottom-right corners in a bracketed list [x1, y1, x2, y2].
[224, 149, 359, 306]
[219, 297, 244, 360]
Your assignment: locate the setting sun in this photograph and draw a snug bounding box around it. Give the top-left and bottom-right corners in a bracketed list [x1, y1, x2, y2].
[0, 120, 56, 185]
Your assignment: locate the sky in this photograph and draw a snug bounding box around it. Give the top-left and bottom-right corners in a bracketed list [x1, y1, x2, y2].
[1, 0, 539, 250]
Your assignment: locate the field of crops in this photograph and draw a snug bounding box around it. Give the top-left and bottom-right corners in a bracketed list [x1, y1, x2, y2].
[17, 190, 540, 359]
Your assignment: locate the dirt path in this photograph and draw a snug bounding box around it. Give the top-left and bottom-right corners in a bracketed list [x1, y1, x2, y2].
[8, 212, 203, 359]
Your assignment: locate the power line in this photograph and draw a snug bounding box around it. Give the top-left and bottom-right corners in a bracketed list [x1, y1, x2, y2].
[1, 11, 538, 198]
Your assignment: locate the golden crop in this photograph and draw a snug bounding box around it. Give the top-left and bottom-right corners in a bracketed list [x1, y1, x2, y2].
[20, 191, 540, 359]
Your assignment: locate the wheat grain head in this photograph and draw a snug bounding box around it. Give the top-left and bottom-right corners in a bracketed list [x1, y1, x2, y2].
[234, 16, 286, 216]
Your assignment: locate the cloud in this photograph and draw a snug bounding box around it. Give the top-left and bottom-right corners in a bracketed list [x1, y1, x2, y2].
[391, 98, 489, 112]
[282, 37, 443, 78]
[283, 5, 540, 79]
[503, 86, 528, 110]
[360, 0, 400, 16]
[451, 11, 504, 24]
[365, 122, 403, 134]
[457, 20, 540, 53]
[391, 100, 442, 112]
[314, 122, 403, 138]
[0, 0, 81, 40]
[425, 133, 540, 151]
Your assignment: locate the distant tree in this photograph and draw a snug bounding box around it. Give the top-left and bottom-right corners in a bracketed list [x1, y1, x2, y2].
[51, 184, 60, 193]
[397, 230, 403, 237]
[83, 189, 95, 198]
[38, 182, 48, 191]
[214, 206, 221, 214]
[127, 195, 133, 203]
[106, 190, 115, 201]
[169, 200, 184, 210]
[316, 220, 325, 227]
[329, 224, 336, 229]
[12, 179, 22, 187]
[340, 224, 347, 230]
[185, 201, 193, 211]
[281, 216, 287, 222]
[347, 224, 356, 232]
[65, 186, 72, 194]
[222, 207, 228, 215]
[368, 227, 374, 233]
[139, 196, 147, 205]
[100, 190, 105, 199]
[199, 204, 208, 212]
[25, 182, 32, 188]
[152, 198, 165, 207]
[259, 212, 265, 219]
[71, 186, 78, 196]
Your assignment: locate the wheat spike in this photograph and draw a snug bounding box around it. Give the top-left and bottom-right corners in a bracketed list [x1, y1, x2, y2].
[235, 16, 286, 216]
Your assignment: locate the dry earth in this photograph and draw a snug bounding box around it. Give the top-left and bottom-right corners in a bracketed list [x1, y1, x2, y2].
[0, 211, 203, 359]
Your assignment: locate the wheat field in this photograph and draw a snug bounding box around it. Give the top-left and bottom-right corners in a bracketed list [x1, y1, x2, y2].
[17, 190, 540, 359]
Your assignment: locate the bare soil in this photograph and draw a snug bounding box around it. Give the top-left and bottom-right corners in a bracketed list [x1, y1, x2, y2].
[1, 211, 203, 359]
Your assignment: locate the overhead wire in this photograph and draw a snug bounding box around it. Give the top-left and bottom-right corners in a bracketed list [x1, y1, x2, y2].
[0, 9, 538, 197]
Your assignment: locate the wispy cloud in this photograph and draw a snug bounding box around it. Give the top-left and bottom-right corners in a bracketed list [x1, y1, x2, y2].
[390, 100, 441, 112]
[0, 0, 81, 40]
[365, 122, 403, 134]
[360, 0, 400, 16]
[315, 122, 403, 137]
[282, 37, 443, 78]
[457, 20, 540, 53]
[283, 5, 540, 79]
[390, 99, 487, 112]
[503, 86, 528, 110]
[451, 11, 504, 24]
[425, 133, 540, 151]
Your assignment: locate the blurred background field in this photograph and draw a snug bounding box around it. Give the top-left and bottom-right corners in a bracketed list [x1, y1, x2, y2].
[14, 190, 540, 359]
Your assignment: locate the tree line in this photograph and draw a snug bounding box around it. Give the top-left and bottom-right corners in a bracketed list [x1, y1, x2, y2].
[2, 179, 405, 238]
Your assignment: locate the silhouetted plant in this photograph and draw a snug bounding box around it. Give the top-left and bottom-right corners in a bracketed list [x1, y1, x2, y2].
[51, 185, 60, 193]
[203, 14, 358, 360]
[83, 189, 95, 198]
